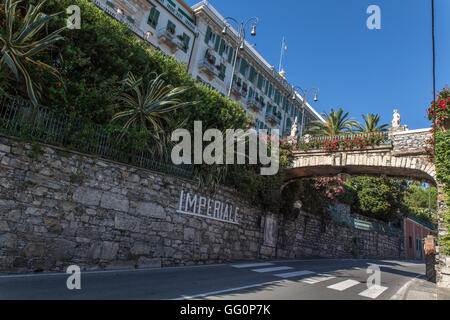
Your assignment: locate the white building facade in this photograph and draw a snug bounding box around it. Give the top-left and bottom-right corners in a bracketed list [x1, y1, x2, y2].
[89, 0, 325, 136]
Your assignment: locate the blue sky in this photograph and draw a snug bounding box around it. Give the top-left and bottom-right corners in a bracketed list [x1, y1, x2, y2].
[186, 0, 449, 129]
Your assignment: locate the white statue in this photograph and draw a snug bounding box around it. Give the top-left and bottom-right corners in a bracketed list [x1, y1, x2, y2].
[392, 109, 401, 128]
[290, 117, 298, 137]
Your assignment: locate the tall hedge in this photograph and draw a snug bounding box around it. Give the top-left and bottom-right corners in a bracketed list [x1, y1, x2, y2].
[27, 0, 246, 132]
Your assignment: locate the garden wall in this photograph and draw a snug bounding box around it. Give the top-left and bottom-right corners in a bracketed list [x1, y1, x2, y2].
[0, 135, 404, 274]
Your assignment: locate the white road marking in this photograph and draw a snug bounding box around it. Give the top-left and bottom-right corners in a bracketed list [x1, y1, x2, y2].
[390, 275, 423, 300]
[172, 280, 288, 300]
[231, 262, 275, 269]
[251, 266, 293, 273]
[301, 274, 336, 284]
[327, 279, 360, 291]
[359, 285, 388, 299]
[274, 270, 315, 278]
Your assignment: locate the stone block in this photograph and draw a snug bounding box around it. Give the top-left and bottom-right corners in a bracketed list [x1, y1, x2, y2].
[114, 213, 140, 232]
[100, 192, 129, 212]
[131, 243, 151, 256]
[137, 202, 166, 219]
[73, 187, 102, 206]
[24, 243, 45, 258]
[89, 241, 119, 260]
[137, 257, 161, 269]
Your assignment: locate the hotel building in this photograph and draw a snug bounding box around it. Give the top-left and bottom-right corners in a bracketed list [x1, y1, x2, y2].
[89, 0, 325, 135]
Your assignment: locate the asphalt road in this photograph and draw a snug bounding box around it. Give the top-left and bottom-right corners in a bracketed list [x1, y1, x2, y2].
[0, 259, 426, 300]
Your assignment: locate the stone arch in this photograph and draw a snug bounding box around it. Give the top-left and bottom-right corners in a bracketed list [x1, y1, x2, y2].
[288, 146, 436, 186]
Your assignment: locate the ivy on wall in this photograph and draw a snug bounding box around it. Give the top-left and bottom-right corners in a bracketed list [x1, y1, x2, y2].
[427, 88, 450, 254]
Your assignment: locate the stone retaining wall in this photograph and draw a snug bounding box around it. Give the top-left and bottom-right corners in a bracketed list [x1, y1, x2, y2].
[0, 135, 403, 274]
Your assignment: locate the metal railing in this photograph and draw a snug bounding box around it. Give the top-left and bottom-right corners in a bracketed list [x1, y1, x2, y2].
[265, 112, 281, 125]
[329, 209, 399, 235]
[297, 132, 390, 144]
[199, 59, 219, 77]
[247, 96, 263, 112]
[0, 96, 194, 180]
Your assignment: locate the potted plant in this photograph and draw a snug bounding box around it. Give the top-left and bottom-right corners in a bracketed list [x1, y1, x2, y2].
[216, 65, 222, 71]
[177, 34, 184, 41]
[207, 55, 215, 64]
[168, 27, 175, 35]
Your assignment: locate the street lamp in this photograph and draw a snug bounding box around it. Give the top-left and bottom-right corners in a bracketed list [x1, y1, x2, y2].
[222, 16, 259, 97]
[291, 86, 320, 137]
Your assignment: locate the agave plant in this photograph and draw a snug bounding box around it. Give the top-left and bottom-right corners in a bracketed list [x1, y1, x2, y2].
[305, 108, 359, 136]
[112, 72, 196, 156]
[355, 113, 389, 133]
[0, 0, 65, 106]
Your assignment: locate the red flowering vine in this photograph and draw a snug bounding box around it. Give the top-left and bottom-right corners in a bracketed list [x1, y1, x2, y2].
[294, 133, 389, 152]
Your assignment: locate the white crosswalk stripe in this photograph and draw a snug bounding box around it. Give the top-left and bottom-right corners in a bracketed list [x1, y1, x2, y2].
[274, 270, 315, 279]
[301, 274, 336, 284]
[231, 262, 275, 269]
[358, 285, 388, 299]
[251, 266, 293, 273]
[327, 279, 360, 291]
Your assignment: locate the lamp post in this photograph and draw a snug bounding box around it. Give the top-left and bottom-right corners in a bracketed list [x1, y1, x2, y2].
[222, 17, 259, 98]
[291, 86, 319, 137]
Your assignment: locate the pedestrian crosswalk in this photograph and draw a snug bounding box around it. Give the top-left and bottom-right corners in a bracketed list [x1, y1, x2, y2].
[251, 266, 293, 273]
[231, 262, 389, 299]
[327, 279, 360, 291]
[274, 270, 315, 279]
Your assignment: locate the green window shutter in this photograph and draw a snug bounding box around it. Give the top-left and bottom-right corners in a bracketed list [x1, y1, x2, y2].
[167, 20, 176, 33]
[214, 36, 221, 52]
[183, 33, 190, 52]
[220, 64, 226, 78]
[239, 58, 247, 75]
[148, 8, 160, 28]
[227, 47, 234, 64]
[257, 74, 263, 89]
[205, 26, 212, 44]
[219, 39, 226, 55]
[249, 67, 256, 82]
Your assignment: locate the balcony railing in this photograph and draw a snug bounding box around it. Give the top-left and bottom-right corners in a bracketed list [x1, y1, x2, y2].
[157, 28, 181, 53]
[247, 97, 263, 112]
[265, 112, 281, 125]
[199, 59, 219, 79]
[231, 83, 247, 99]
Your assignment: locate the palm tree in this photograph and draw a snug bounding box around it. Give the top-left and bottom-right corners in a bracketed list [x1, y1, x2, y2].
[355, 113, 389, 133]
[112, 72, 196, 156]
[305, 108, 359, 136]
[0, 0, 65, 106]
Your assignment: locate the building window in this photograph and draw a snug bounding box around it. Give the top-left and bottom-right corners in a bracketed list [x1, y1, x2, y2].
[167, 20, 176, 34]
[106, 0, 115, 9]
[147, 7, 160, 29]
[181, 33, 190, 52]
[218, 63, 226, 81]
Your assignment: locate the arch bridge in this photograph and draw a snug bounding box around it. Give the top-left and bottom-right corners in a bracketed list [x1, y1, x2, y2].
[286, 128, 435, 185]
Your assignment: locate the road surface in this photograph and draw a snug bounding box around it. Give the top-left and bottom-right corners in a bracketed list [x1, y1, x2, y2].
[0, 259, 427, 300]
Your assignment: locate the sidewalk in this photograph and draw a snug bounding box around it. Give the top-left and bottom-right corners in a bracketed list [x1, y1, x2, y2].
[391, 277, 437, 300]
[438, 287, 450, 300]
